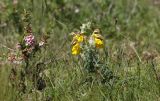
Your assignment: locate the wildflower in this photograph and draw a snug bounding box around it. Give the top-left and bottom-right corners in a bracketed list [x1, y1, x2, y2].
[80, 22, 91, 33]
[39, 41, 45, 47]
[24, 34, 35, 46]
[94, 38, 104, 48]
[72, 32, 85, 43]
[88, 36, 95, 46]
[90, 29, 104, 48]
[71, 43, 81, 55]
[71, 32, 86, 55]
[74, 8, 80, 13]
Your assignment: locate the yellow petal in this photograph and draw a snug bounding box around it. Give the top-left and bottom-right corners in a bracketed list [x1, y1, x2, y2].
[95, 38, 104, 48]
[92, 34, 103, 40]
[73, 34, 84, 43]
[71, 43, 81, 55]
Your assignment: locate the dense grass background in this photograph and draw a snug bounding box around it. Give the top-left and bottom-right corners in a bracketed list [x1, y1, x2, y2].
[0, 0, 160, 101]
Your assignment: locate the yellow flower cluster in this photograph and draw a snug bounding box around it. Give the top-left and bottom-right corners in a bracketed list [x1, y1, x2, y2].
[71, 29, 104, 55]
[90, 29, 104, 48]
[71, 33, 85, 55]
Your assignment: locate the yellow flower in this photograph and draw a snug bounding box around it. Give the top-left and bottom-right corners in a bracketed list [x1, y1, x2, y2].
[71, 43, 81, 55]
[73, 34, 85, 43]
[92, 29, 103, 39]
[92, 34, 103, 40]
[71, 32, 85, 55]
[90, 29, 104, 48]
[95, 38, 104, 48]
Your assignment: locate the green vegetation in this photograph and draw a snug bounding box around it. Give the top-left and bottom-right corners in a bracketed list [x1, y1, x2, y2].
[0, 0, 160, 101]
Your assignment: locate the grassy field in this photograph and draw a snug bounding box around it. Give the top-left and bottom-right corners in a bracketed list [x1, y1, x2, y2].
[0, 0, 160, 101]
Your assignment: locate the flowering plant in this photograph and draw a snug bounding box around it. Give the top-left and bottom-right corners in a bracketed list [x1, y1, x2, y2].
[24, 34, 35, 46]
[70, 22, 105, 72]
[71, 29, 104, 56]
[70, 22, 114, 83]
[8, 11, 49, 94]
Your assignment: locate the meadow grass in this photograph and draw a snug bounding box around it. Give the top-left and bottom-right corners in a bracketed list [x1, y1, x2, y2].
[0, 0, 160, 101]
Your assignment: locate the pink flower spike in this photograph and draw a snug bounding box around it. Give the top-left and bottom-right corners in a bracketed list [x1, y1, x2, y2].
[24, 34, 35, 46]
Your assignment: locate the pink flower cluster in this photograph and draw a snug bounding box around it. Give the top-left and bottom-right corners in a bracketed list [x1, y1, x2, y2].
[24, 34, 35, 46]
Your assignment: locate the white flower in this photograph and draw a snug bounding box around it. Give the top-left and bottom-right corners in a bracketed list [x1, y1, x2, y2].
[39, 41, 45, 47]
[75, 8, 80, 13]
[88, 36, 95, 46]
